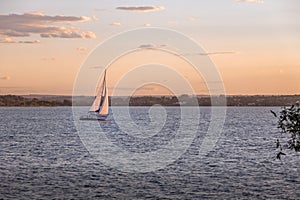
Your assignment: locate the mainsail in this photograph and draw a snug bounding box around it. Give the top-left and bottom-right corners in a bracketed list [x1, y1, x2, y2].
[99, 80, 109, 115]
[89, 87, 103, 112]
[89, 70, 108, 114]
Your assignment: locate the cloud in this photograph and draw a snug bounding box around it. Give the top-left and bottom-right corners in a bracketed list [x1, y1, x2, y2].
[0, 12, 96, 39]
[236, 0, 264, 3]
[181, 51, 238, 56]
[0, 37, 15, 43]
[144, 23, 151, 27]
[19, 40, 40, 44]
[110, 22, 122, 26]
[92, 15, 99, 21]
[0, 37, 40, 44]
[116, 6, 165, 12]
[76, 47, 88, 54]
[138, 44, 172, 49]
[77, 47, 88, 51]
[137, 44, 181, 56]
[138, 44, 157, 49]
[40, 30, 96, 39]
[90, 66, 104, 69]
[0, 75, 10, 80]
[199, 51, 237, 56]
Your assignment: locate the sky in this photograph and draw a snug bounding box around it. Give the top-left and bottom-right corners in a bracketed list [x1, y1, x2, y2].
[0, 0, 299, 96]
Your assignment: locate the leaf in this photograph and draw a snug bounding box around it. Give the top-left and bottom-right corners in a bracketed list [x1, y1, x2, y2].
[270, 110, 277, 117]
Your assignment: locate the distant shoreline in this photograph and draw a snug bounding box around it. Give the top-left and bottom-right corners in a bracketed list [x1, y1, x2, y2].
[0, 94, 299, 107]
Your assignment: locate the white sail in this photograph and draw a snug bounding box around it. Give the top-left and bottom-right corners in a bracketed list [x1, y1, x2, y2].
[89, 88, 102, 112]
[99, 82, 109, 115]
[80, 69, 109, 120]
[89, 70, 106, 112]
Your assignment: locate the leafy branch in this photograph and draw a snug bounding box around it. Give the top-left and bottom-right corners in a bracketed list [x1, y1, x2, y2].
[271, 102, 300, 153]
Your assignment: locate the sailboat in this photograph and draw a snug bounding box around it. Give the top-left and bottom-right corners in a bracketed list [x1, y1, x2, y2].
[80, 70, 109, 121]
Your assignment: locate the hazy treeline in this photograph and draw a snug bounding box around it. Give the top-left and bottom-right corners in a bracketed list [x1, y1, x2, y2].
[0, 95, 72, 107]
[0, 94, 299, 107]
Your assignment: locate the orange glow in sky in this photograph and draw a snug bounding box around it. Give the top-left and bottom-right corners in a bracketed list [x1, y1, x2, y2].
[0, 0, 299, 95]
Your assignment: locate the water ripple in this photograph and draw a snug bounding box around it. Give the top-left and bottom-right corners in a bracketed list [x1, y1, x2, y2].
[0, 107, 299, 199]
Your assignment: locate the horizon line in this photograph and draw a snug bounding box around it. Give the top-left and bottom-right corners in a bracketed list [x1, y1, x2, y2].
[1, 93, 300, 97]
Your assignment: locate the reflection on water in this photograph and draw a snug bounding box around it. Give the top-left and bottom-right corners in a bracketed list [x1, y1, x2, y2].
[0, 107, 299, 199]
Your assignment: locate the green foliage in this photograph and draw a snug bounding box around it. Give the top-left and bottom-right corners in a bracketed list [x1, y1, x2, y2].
[271, 102, 300, 152]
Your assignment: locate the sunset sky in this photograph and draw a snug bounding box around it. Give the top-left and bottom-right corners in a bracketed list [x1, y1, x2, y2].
[0, 0, 299, 96]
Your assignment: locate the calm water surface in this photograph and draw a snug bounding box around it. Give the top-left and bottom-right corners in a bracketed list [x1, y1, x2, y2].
[0, 107, 299, 199]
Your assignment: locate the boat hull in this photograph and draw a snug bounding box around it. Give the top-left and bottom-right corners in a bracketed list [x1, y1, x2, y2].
[79, 113, 108, 121]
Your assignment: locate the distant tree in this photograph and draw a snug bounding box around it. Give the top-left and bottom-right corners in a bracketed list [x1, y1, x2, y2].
[271, 101, 300, 156]
[63, 99, 72, 106]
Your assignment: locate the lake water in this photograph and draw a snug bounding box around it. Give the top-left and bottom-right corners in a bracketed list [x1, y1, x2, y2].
[0, 107, 299, 199]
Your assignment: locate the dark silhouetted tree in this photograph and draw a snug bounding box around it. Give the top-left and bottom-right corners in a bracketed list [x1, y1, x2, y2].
[271, 102, 300, 155]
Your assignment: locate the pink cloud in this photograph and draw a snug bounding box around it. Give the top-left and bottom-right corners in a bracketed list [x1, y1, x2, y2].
[0, 12, 96, 39]
[110, 22, 122, 26]
[116, 6, 165, 12]
[0, 37, 40, 44]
